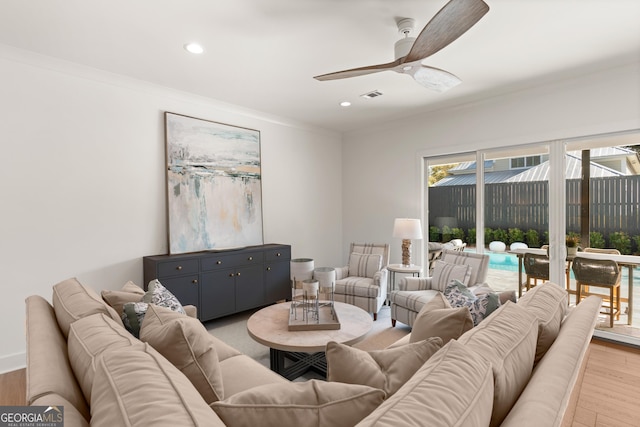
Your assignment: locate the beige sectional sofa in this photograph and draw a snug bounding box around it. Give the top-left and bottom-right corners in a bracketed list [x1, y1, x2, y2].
[26, 277, 600, 426]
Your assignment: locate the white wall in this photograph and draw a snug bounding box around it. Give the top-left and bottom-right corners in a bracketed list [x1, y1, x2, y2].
[343, 62, 640, 266]
[0, 46, 343, 372]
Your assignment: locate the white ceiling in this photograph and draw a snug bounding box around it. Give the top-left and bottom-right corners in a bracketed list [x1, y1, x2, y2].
[1, 0, 639, 132]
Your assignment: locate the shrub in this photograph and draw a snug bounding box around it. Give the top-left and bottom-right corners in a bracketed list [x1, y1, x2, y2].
[524, 229, 540, 247]
[451, 227, 465, 241]
[633, 235, 640, 255]
[442, 225, 452, 242]
[467, 228, 477, 245]
[609, 231, 631, 255]
[429, 226, 440, 242]
[508, 228, 525, 245]
[493, 228, 508, 243]
[589, 231, 605, 249]
[484, 228, 494, 245]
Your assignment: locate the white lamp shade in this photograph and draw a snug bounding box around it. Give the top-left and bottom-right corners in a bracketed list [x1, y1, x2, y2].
[290, 258, 314, 281]
[392, 218, 423, 240]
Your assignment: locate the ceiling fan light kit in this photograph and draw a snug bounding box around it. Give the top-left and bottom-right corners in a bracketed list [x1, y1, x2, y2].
[313, 0, 489, 92]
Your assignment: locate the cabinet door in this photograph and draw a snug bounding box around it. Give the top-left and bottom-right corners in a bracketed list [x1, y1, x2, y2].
[200, 270, 236, 321]
[159, 275, 200, 312]
[265, 261, 290, 303]
[235, 264, 265, 311]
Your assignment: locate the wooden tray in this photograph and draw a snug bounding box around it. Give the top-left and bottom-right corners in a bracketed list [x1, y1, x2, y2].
[288, 303, 341, 331]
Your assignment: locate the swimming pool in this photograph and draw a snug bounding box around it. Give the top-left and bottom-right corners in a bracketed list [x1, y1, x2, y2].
[482, 251, 519, 272]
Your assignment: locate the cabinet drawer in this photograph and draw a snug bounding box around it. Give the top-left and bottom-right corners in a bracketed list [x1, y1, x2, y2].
[201, 251, 263, 271]
[157, 259, 199, 277]
[265, 247, 291, 262]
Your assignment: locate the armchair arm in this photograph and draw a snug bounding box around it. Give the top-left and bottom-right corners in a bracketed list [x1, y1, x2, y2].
[373, 268, 388, 288]
[334, 266, 349, 280]
[398, 277, 434, 292]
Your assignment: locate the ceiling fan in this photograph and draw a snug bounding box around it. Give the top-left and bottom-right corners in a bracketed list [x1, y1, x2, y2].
[313, 0, 489, 92]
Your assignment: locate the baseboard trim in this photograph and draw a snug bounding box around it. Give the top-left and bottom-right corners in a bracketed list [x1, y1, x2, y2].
[0, 352, 26, 374]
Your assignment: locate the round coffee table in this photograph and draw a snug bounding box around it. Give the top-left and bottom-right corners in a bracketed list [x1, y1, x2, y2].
[247, 301, 373, 380]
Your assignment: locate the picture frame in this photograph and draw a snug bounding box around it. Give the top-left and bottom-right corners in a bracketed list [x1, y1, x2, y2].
[164, 112, 263, 254]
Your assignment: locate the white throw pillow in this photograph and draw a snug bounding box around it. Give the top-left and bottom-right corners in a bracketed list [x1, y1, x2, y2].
[349, 253, 383, 278]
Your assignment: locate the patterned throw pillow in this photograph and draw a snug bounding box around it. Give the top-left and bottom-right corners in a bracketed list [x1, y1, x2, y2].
[431, 261, 472, 292]
[143, 279, 186, 315]
[443, 280, 501, 326]
[348, 253, 383, 278]
[122, 280, 187, 337]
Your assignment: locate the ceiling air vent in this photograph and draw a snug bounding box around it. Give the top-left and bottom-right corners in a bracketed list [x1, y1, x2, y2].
[360, 90, 383, 99]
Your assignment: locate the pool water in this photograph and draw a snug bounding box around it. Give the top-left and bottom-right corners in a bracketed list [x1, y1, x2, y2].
[484, 251, 519, 272]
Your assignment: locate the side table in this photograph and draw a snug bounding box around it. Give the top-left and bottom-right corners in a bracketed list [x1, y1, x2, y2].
[387, 264, 423, 295]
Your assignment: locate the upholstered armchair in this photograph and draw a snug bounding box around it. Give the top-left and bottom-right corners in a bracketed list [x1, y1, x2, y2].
[333, 243, 389, 321]
[389, 250, 491, 327]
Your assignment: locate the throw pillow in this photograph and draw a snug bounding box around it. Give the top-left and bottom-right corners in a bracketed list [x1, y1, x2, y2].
[431, 261, 472, 292]
[211, 380, 385, 427]
[409, 306, 473, 344]
[326, 337, 443, 397]
[444, 280, 501, 326]
[348, 253, 383, 278]
[143, 279, 186, 314]
[140, 304, 224, 404]
[101, 281, 145, 316]
[121, 302, 148, 338]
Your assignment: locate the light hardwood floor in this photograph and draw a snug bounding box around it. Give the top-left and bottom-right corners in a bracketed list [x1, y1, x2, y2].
[2, 339, 639, 425]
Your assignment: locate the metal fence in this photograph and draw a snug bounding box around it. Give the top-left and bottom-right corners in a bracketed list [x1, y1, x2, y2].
[428, 175, 640, 240]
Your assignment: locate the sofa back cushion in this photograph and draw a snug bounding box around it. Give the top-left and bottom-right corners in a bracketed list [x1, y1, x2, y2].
[140, 304, 225, 404]
[100, 281, 145, 316]
[517, 281, 568, 363]
[441, 250, 490, 285]
[409, 306, 473, 344]
[52, 277, 122, 338]
[25, 295, 90, 421]
[458, 301, 539, 427]
[356, 340, 494, 427]
[67, 313, 143, 402]
[90, 343, 224, 427]
[349, 253, 383, 278]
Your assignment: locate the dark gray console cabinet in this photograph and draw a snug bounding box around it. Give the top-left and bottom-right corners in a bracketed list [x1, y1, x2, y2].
[143, 244, 291, 321]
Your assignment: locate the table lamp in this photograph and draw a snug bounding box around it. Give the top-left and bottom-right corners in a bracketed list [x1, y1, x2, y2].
[393, 218, 423, 267]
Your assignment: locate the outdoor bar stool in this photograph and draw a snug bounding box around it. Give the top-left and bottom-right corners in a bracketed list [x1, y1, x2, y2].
[572, 257, 621, 328]
[523, 253, 550, 291]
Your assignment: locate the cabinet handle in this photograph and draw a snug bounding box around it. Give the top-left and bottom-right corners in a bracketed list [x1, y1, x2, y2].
[192, 279, 198, 284]
[276, 253, 281, 257]
[248, 256, 253, 261]
[176, 265, 183, 271]
[229, 273, 235, 277]
[236, 272, 241, 276]
[266, 267, 271, 271]
[217, 260, 222, 265]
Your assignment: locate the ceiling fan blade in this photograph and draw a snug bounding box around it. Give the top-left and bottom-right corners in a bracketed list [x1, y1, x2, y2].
[408, 65, 461, 92]
[405, 0, 489, 63]
[314, 58, 403, 81]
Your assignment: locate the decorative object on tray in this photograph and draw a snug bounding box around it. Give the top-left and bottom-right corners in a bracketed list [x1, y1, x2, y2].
[290, 258, 314, 319]
[315, 267, 337, 320]
[164, 112, 263, 254]
[288, 302, 341, 331]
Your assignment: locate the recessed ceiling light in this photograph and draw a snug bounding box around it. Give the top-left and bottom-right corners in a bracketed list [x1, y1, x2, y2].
[184, 43, 204, 54]
[340, 101, 351, 107]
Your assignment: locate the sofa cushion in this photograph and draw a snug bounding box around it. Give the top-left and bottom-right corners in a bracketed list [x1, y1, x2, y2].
[100, 281, 144, 315]
[335, 277, 379, 298]
[218, 354, 289, 397]
[52, 277, 122, 338]
[444, 280, 501, 326]
[139, 304, 224, 404]
[91, 343, 224, 427]
[431, 260, 471, 292]
[67, 313, 143, 403]
[409, 306, 473, 344]
[388, 289, 444, 313]
[25, 295, 90, 421]
[326, 337, 443, 396]
[517, 281, 568, 364]
[349, 253, 383, 278]
[356, 340, 494, 427]
[500, 296, 601, 427]
[458, 301, 539, 427]
[211, 380, 385, 427]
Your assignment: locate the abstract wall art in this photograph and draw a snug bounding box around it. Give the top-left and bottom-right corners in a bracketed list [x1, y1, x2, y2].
[165, 112, 263, 254]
